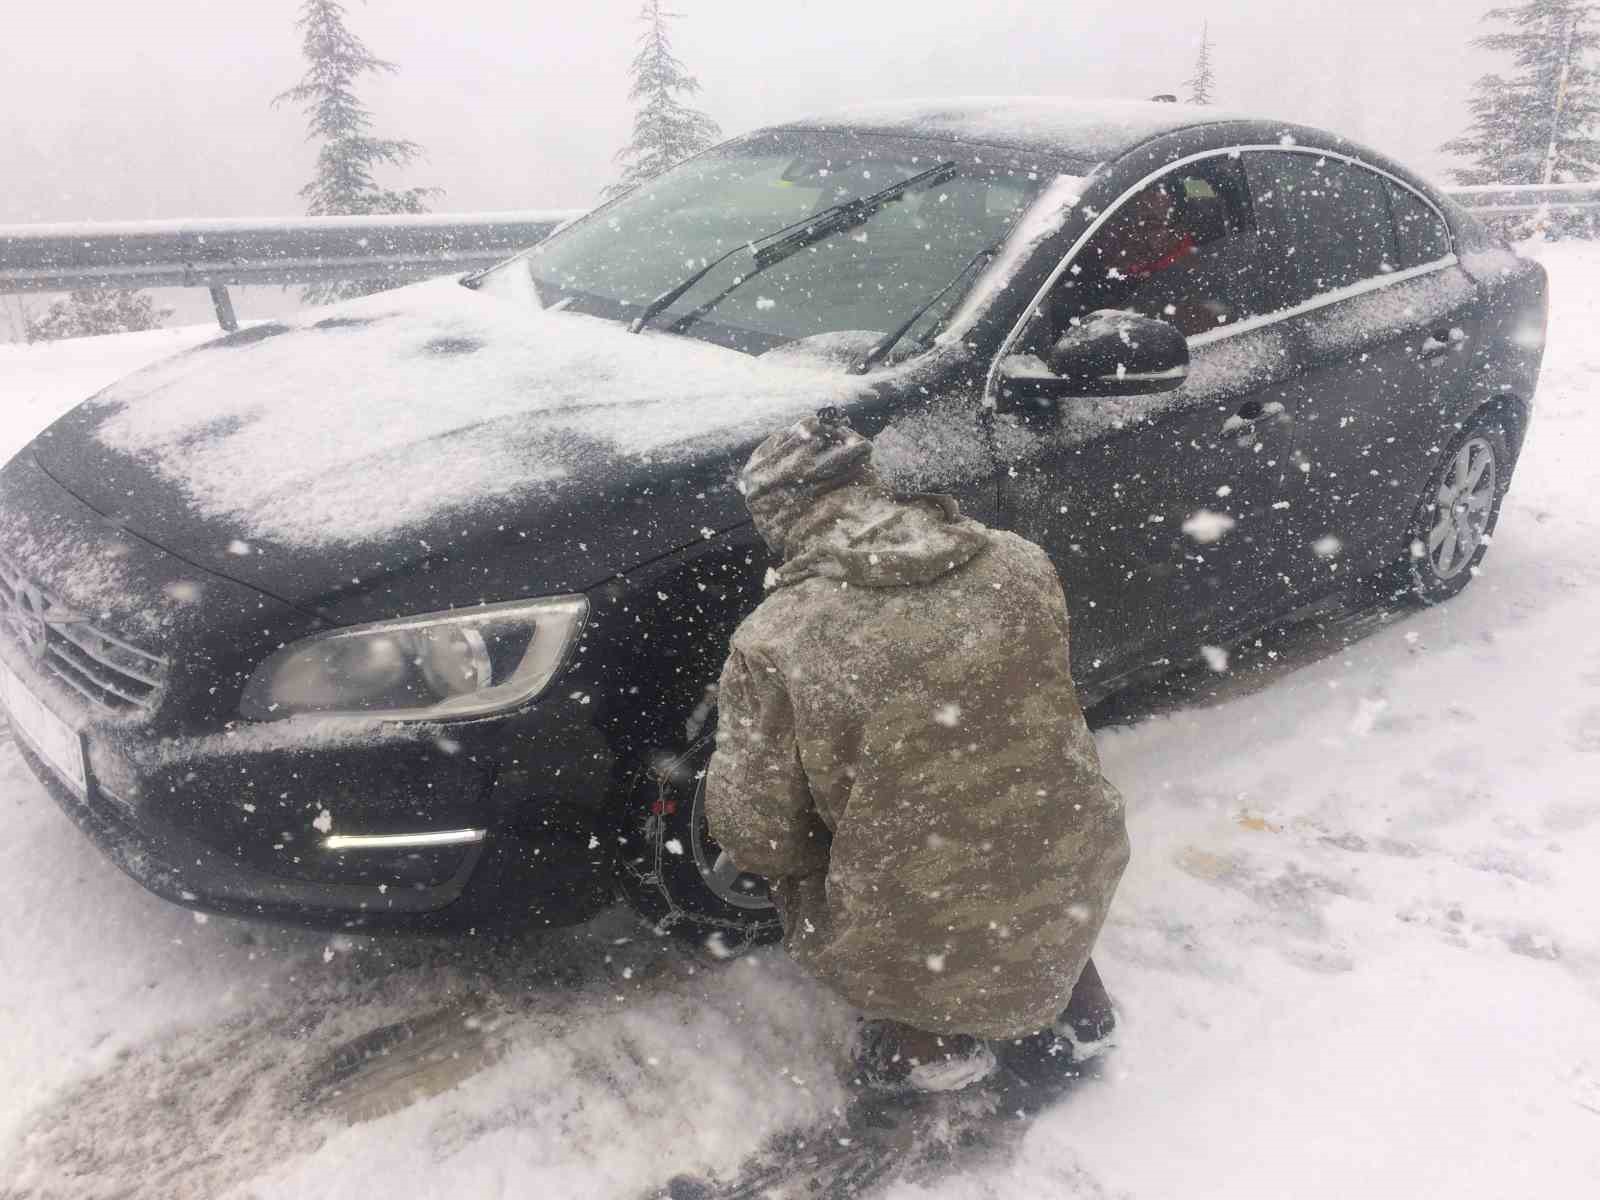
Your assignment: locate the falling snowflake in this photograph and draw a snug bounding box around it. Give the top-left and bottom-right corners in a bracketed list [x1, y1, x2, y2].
[1182, 510, 1237, 544]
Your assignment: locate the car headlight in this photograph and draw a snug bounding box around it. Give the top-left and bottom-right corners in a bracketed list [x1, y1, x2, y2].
[239, 595, 588, 722]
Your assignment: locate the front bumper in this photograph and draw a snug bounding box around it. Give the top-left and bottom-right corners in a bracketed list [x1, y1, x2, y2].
[0, 453, 617, 931]
[12, 730, 483, 924]
[7, 687, 619, 931]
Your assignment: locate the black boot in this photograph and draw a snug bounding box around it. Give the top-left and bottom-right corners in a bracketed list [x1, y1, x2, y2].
[1058, 957, 1117, 1047]
[996, 958, 1117, 1091]
[850, 1018, 999, 1095]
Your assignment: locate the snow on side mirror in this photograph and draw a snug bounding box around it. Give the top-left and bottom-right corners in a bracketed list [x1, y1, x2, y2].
[997, 310, 1190, 413]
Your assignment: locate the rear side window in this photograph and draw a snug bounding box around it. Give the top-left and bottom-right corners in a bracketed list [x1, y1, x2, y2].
[1387, 181, 1453, 267]
[1245, 153, 1399, 304]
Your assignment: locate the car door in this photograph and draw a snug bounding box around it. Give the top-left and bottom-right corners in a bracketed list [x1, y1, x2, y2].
[990, 151, 1298, 681]
[1243, 151, 1479, 587]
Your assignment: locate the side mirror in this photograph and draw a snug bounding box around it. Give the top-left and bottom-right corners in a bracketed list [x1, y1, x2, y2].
[997, 310, 1190, 413]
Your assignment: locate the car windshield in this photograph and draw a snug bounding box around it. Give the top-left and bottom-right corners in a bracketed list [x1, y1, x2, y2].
[493, 131, 1050, 357]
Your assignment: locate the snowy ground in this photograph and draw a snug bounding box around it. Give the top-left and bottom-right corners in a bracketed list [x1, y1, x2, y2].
[0, 323, 227, 461]
[2, 247, 1599, 1198]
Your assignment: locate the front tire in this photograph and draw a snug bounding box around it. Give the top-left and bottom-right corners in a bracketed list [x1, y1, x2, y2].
[618, 731, 783, 950]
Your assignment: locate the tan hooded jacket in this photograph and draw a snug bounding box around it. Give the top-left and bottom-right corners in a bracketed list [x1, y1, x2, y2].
[704, 413, 1129, 1040]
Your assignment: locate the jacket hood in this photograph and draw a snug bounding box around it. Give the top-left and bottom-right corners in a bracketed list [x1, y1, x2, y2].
[27, 276, 873, 619]
[739, 409, 879, 555]
[773, 486, 989, 589]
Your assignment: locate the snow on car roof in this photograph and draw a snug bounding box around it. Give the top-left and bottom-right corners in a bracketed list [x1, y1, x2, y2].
[780, 97, 1260, 162]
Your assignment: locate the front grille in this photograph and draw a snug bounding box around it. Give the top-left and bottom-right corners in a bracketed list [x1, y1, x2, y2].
[0, 553, 167, 714]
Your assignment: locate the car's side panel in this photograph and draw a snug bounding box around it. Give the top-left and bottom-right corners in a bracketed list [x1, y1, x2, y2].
[981, 125, 1551, 655]
[1241, 150, 1484, 585]
[988, 147, 1304, 677]
[985, 143, 1312, 678]
[992, 332, 1298, 680]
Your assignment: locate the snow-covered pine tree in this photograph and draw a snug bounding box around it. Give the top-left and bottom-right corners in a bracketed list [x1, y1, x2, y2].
[604, 1, 722, 199]
[273, 0, 439, 299]
[1443, 1, 1600, 186]
[24, 288, 172, 342]
[1185, 22, 1217, 106]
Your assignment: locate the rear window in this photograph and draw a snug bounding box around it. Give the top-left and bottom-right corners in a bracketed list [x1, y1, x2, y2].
[1387, 181, 1453, 268]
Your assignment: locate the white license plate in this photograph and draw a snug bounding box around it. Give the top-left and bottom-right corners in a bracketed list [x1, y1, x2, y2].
[0, 661, 86, 795]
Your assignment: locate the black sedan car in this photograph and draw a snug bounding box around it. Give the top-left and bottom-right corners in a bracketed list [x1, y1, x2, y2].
[0, 99, 1546, 943]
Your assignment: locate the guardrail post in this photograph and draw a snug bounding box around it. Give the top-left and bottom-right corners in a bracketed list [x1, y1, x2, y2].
[208, 285, 238, 332]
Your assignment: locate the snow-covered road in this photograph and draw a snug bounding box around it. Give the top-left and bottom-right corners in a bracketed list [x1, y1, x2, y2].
[2, 245, 1598, 1199]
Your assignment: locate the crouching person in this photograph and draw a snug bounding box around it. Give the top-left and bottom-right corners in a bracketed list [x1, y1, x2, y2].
[705, 408, 1130, 1095]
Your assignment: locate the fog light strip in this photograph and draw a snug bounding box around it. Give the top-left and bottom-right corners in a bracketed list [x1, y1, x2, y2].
[323, 829, 487, 851]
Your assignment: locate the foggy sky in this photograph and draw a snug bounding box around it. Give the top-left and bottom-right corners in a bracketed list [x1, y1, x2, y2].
[3, 0, 1505, 227]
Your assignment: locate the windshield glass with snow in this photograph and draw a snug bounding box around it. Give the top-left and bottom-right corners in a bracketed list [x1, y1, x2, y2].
[506, 131, 1050, 357]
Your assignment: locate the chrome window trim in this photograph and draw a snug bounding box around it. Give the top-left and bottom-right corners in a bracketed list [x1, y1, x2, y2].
[1186, 257, 1458, 348]
[984, 143, 1462, 404]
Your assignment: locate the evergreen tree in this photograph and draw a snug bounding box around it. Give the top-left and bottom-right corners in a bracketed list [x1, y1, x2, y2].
[25, 288, 172, 343]
[274, 0, 438, 299]
[1185, 22, 1217, 106]
[1443, 1, 1600, 186]
[604, 2, 722, 199]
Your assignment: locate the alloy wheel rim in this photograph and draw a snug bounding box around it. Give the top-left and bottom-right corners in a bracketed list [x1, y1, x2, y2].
[1427, 436, 1497, 581]
[688, 772, 774, 911]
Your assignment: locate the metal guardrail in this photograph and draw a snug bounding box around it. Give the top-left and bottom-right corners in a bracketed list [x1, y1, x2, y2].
[0, 210, 581, 330]
[1446, 181, 1600, 219]
[0, 211, 580, 291]
[1, 182, 1596, 333]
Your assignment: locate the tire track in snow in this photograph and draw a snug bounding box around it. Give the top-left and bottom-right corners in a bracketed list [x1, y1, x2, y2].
[0, 912, 769, 1200]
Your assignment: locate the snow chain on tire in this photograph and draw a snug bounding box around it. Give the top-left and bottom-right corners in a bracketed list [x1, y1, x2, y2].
[619, 738, 783, 953]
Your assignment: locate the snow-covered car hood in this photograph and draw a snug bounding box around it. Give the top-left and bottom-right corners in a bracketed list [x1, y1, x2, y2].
[28, 276, 872, 619]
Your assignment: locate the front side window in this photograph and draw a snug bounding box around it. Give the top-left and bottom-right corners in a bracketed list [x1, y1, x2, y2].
[487, 132, 1048, 357]
[1030, 154, 1265, 343]
[1245, 153, 1399, 303]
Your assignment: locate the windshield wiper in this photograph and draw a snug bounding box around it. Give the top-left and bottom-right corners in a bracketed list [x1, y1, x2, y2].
[628, 241, 762, 334]
[753, 160, 959, 272]
[851, 239, 1002, 375]
[628, 160, 958, 335]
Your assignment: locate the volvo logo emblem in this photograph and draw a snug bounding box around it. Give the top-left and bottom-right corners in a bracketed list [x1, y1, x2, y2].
[15, 586, 50, 660]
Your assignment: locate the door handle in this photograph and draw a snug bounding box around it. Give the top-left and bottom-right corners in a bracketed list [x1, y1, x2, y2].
[1221, 399, 1284, 435]
[1420, 327, 1466, 360]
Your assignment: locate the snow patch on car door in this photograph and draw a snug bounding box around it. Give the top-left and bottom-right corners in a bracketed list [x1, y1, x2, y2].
[1300, 268, 1476, 357]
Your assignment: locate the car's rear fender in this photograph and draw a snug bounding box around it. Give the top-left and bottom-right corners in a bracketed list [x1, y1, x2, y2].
[1452, 217, 1548, 453]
